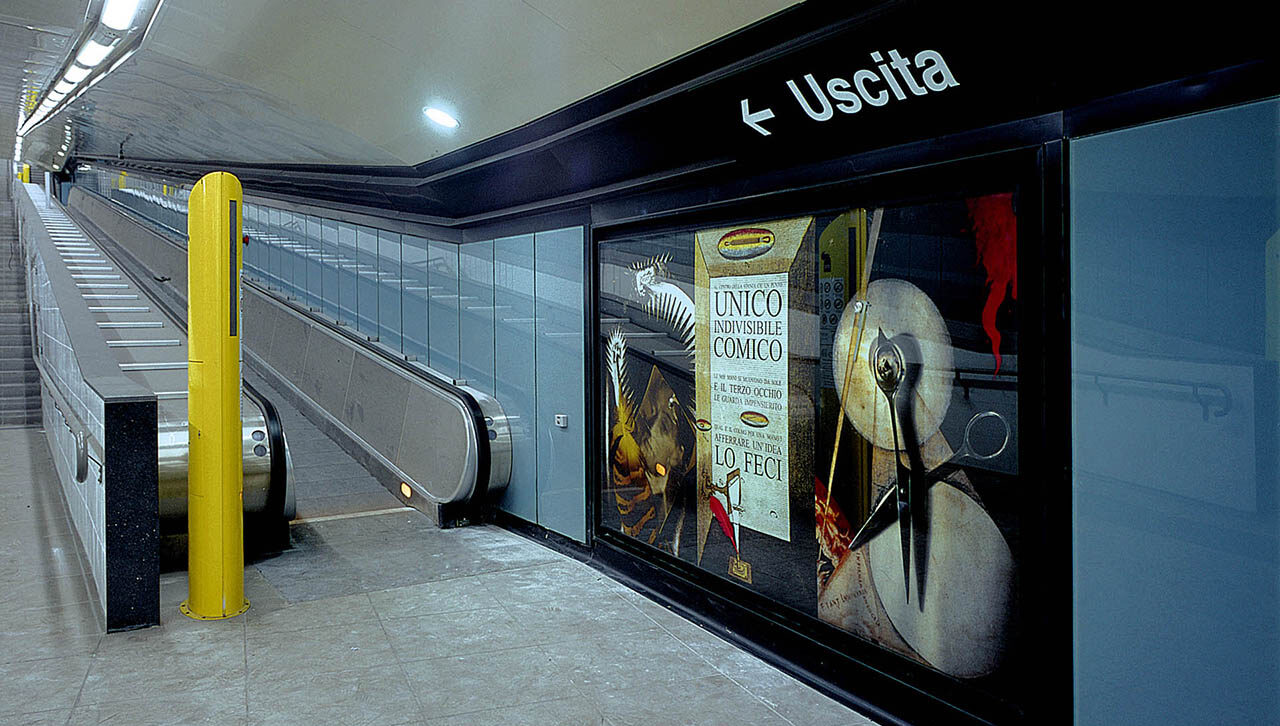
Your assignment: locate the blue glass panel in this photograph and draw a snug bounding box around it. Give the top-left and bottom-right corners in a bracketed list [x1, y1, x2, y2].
[401, 235, 430, 361]
[321, 219, 341, 321]
[427, 240, 460, 378]
[378, 229, 403, 352]
[355, 226, 379, 337]
[459, 241, 495, 396]
[493, 233, 537, 522]
[305, 215, 323, 308]
[533, 227, 586, 541]
[337, 222, 359, 328]
[267, 207, 282, 289]
[242, 204, 260, 279]
[284, 211, 306, 300]
[1071, 98, 1280, 726]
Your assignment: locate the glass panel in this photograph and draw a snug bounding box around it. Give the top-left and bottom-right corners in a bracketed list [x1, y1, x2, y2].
[598, 201, 1025, 697]
[267, 207, 282, 288]
[534, 227, 586, 541]
[494, 233, 537, 521]
[305, 215, 324, 308]
[1071, 98, 1280, 726]
[378, 229, 403, 351]
[283, 211, 305, 299]
[242, 204, 259, 278]
[459, 241, 495, 396]
[401, 235, 430, 361]
[321, 218, 341, 321]
[427, 240, 459, 378]
[356, 225, 379, 336]
[337, 222, 359, 327]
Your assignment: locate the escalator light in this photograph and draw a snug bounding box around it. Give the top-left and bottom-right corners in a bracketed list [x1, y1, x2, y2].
[400, 482, 413, 499]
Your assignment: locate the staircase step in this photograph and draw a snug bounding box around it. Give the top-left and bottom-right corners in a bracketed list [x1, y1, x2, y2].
[0, 381, 39, 396]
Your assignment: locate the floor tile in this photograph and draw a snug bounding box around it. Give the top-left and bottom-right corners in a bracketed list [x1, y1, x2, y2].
[475, 561, 610, 605]
[382, 607, 537, 661]
[247, 663, 421, 726]
[368, 575, 494, 620]
[81, 627, 245, 704]
[539, 626, 718, 695]
[423, 696, 607, 726]
[503, 590, 656, 644]
[589, 675, 790, 726]
[246, 618, 396, 678]
[0, 655, 91, 715]
[244, 592, 378, 634]
[400, 646, 573, 718]
[70, 685, 248, 726]
[0, 709, 72, 726]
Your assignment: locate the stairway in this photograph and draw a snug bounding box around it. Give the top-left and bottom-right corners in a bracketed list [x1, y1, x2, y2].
[0, 176, 40, 428]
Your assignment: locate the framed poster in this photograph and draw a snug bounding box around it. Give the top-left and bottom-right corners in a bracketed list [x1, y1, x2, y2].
[597, 180, 1029, 711]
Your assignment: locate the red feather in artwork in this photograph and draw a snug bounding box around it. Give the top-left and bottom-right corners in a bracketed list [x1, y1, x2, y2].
[966, 193, 1017, 375]
[708, 495, 738, 553]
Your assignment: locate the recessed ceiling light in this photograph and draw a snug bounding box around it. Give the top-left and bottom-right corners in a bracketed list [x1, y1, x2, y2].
[64, 65, 91, 84]
[101, 0, 142, 32]
[76, 39, 115, 67]
[423, 107, 459, 129]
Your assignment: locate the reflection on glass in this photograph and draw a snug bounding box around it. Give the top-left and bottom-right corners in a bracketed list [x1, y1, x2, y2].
[428, 240, 459, 378]
[1071, 98, 1280, 726]
[401, 235, 430, 361]
[378, 229, 403, 351]
[267, 207, 282, 290]
[459, 241, 495, 395]
[306, 215, 323, 308]
[534, 227, 586, 541]
[321, 219, 340, 321]
[356, 226, 379, 337]
[337, 222, 359, 328]
[494, 233, 537, 521]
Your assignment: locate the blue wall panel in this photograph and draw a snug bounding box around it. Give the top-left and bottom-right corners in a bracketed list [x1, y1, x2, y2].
[533, 227, 586, 542]
[493, 233, 538, 522]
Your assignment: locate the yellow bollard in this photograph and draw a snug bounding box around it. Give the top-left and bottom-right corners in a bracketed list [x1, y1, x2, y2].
[20, 163, 29, 183]
[181, 171, 249, 620]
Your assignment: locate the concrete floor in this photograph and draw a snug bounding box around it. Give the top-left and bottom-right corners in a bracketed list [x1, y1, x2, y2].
[0, 425, 877, 725]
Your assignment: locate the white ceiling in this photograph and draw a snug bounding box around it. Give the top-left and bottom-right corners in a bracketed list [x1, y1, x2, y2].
[6, 0, 800, 168]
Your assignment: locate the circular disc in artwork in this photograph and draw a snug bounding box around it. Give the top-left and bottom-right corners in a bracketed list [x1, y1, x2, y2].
[832, 278, 954, 450]
[866, 484, 1013, 678]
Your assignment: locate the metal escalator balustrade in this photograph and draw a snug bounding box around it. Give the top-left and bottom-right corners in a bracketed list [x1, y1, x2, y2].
[68, 175, 512, 520]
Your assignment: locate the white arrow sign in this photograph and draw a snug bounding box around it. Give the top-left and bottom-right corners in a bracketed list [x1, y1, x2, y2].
[740, 98, 775, 136]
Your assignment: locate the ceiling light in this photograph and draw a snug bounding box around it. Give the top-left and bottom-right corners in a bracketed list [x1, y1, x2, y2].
[76, 39, 115, 67]
[55, 80, 74, 94]
[423, 107, 459, 129]
[101, 0, 142, 31]
[64, 65, 91, 84]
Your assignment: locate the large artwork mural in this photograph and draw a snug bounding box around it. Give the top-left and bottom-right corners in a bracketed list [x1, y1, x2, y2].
[600, 192, 1021, 691]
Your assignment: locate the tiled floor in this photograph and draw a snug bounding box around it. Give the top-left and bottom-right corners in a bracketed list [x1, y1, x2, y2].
[0, 426, 878, 725]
